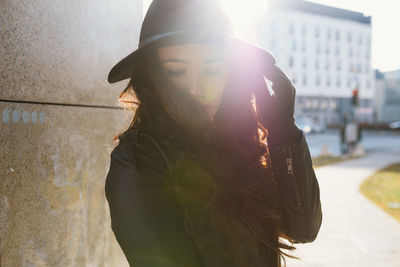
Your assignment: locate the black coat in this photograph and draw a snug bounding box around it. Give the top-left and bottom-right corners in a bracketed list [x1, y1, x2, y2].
[105, 127, 322, 266]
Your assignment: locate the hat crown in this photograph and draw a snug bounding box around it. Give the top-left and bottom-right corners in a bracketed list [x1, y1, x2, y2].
[109, 0, 274, 84]
[139, 0, 233, 46]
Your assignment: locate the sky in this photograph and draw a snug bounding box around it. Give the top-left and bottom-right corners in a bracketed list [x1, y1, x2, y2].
[143, 0, 400, 72]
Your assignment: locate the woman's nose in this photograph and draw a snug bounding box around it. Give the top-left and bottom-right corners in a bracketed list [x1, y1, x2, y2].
[188, 74, 202, 96]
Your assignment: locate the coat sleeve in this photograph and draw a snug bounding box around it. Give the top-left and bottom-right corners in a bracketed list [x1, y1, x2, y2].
[104, 133, 203, 266]
[268, 131, 322, 243]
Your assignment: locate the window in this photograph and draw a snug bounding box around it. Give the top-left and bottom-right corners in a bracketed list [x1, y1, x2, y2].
[358, 34, 363, 44]
[336, 62, 341, 71]
[335, 45, 340, 56]
[316, 42, 321, 53]
[327, 28, 332, 40]
[325, 61, 330, 70]
[336, 77, 341, 87]
[321, 100, 328, 109]
[357, 64, 361, 73]
[313, 99, 319, 108]
[269, 21, 277, 32]
[315, 59, 320, 69]
[295, 98, 302, 108]
[303, 58, 307, 68]
[335, 30, 340, 40]
[301, 40, 306, 52]
[301, 24, 306, 36]
[325, 44, 330, 54]
[306, 99, 312, 108]
[315, 27, 320, 38]
[347, 32, 352, 43]
[289, 56, 294, 68]
[302, 74, 307, 85]
[348, 47, 353, 57]
[326, 76, 331, 86]
[292, 39, 297, 51]
[330, 100, 337, 110]
[289, 22, 294, 35]
[316, 74, 321, 85]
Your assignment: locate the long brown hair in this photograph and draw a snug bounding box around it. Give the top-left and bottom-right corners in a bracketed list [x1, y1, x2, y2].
[114, 44, 297, 266]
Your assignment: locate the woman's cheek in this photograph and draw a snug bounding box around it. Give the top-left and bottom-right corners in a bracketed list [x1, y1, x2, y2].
[203, 84, 218, 103]
[202, 79, 226, 104]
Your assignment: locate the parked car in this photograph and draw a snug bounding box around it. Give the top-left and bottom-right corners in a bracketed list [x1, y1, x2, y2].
[296, 116, 326, 134]
[389, 121, 400, 129]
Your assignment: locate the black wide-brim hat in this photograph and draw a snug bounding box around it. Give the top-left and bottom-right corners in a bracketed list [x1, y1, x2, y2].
[107, 0, 275, 84]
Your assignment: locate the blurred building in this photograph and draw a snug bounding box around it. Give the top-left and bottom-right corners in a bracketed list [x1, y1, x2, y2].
[374, 69, 400, 123]
[256, 0, 374, 124]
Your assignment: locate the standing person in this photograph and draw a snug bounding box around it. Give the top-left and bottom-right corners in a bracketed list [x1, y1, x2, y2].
[105, 0, 322, 266]
[340, 114, 348, 154]
[345, 120, 358, 154]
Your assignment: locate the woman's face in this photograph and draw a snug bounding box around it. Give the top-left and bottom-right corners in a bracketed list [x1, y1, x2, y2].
[157, 43, 230, 119]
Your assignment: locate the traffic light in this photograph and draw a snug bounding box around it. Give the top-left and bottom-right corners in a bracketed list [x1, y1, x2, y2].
[352, 89, 359, 106]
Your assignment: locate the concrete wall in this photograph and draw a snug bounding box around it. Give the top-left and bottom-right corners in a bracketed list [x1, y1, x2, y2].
[0, 0, 142, 266]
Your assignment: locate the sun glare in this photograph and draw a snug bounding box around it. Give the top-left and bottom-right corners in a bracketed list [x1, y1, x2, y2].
[143, 0, 270, 42]
[218, 0, 270, 41]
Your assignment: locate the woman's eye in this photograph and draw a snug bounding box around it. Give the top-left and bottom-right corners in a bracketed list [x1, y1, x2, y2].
[204, 62, 225, 76]
[166, 70, 185, 77]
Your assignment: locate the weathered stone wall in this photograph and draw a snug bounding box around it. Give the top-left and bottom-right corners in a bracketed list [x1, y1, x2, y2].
[0, 0, 142, 266]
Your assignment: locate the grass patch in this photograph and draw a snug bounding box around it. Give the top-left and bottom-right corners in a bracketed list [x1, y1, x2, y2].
[359, 163, 400, 222]
[312, 155, 345, 168]
[312, 154, 363, 168]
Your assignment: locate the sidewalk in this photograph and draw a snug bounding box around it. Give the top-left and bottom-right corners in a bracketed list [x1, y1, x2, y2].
[286, 151, 400, 267]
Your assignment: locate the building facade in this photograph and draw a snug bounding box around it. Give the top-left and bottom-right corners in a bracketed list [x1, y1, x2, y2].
[256, 0, 374, 124]
[374, 69, 400, 123]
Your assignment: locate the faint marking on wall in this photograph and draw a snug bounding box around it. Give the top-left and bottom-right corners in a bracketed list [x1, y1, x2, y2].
[31, 111, 38, 123]
[39, 111, 46, 123]
[2, 109, 9, 123]
[12, 109, 20, 123]
[22, 110, 29, 123]
[2, 108, 46, 124]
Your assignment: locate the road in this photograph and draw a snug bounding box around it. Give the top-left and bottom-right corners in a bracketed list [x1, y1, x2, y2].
[305, 129, 400, 157]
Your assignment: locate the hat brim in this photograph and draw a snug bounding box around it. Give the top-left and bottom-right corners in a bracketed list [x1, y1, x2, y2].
[107, 48, 142, 83]
[107, 34, 275, 84]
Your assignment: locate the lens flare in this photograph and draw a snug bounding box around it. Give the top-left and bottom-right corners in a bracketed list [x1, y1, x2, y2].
[218, 0, 270, 41]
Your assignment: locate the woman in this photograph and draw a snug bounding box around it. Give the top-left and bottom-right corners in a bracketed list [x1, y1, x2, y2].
[105, 0, 322, 266]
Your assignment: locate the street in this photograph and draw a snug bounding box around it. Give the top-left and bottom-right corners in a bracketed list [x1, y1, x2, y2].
[305, 129, 400, 157]
[284, 130, 400, 267]
[285, 150, 400, 267]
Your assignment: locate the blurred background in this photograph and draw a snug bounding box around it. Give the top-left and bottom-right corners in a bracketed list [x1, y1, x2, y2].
[1, 0, 399, 266]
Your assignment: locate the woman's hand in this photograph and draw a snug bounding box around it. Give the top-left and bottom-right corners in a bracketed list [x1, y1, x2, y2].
[226, 42, 300, 145]
[256, 63, 301, 145]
